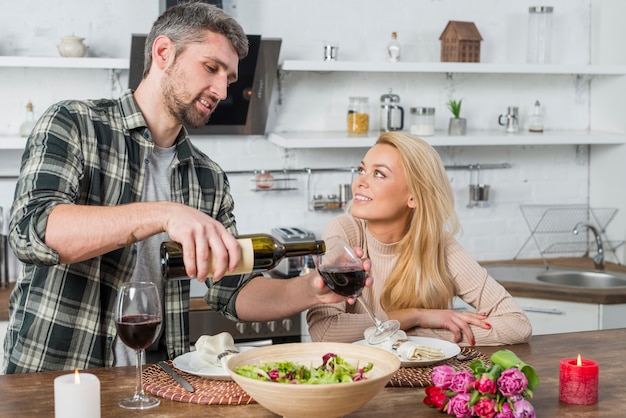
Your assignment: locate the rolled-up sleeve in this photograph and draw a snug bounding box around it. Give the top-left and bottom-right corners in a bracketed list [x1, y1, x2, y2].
[10, 103, 85, 266]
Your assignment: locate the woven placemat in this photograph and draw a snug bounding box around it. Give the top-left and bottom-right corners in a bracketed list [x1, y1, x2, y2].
[142, 361, 256, 405]
[387, 347, 491, 388]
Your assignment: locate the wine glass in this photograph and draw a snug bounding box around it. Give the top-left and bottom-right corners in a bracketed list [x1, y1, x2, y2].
[316, 236, 400, 344]
[115, 281, 163, 410]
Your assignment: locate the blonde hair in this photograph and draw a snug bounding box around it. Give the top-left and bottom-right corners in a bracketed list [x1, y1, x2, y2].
[376, 132, 460, 311]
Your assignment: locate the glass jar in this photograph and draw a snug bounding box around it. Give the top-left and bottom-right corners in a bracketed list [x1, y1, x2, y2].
[527, 6, 553, 64]
[347, 97, 369, 134]
[409, 107, 435, 136]
[255, 170, 274, 190]
[528, 100, 544, 133]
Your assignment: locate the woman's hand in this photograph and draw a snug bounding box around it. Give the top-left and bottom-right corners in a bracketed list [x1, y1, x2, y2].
[390, 308, 491, 345]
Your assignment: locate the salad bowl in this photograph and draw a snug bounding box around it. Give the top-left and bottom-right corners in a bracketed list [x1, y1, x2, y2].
[224, 341, 400, 418]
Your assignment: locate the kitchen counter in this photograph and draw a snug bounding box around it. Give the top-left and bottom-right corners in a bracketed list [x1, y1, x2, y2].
[481, 257, 626, 304]
[0, 328, 623, 417]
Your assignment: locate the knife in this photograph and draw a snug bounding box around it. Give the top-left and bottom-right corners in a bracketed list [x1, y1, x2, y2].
[157, 361, 195, 393]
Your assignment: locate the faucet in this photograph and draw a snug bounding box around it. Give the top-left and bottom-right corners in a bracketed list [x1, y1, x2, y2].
[572, 222, 605, 270]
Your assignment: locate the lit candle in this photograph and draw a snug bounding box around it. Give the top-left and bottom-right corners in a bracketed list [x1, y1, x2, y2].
[559, 354, 599, 405]
[54, 370, 101, 418]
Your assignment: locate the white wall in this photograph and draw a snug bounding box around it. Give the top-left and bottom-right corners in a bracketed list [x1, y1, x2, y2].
[1, 0, 624, 279]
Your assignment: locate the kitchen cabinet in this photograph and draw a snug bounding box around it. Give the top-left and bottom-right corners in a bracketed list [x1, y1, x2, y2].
[515, 296, 626, 335]
[0, 56, 128, 149]
[274, 60, 626, 149]
[514, 297, 599, 335]
[455, 295, 626, 336]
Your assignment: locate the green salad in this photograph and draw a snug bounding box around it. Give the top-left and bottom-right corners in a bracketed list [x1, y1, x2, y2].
[235, 352, 373, 384]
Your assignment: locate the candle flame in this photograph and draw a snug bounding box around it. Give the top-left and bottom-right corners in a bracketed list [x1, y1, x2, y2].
[74, 369, 81, 384]
[576, 354, 582, 366]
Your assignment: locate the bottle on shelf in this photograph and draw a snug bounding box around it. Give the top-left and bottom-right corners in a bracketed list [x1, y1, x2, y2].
[161, 233, 326, 279]
[19, 101, 37, 138]
[528, 100, 545, 133]
[387, 32, 401, 62]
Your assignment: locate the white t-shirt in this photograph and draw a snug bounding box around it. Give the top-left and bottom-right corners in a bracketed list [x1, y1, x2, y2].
[114, 144, 175, 366]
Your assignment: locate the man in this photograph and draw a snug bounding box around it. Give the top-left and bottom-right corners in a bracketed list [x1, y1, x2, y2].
[4, 2, 361, 374]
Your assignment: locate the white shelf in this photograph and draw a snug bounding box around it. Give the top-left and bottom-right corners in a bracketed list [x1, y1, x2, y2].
[0, 56, 129, 70]
[280, 60, 626, 76]
[0, 135, 28, 150]
[268, 130, 626, 149]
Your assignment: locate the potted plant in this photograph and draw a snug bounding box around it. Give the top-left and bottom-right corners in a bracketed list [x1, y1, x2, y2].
[447, 99, 467, 135]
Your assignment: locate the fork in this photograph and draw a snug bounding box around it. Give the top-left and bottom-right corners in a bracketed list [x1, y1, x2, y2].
[456, 351, 478, 361]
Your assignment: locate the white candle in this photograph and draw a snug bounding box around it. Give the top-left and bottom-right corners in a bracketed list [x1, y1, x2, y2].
[54, 371, 101, 418]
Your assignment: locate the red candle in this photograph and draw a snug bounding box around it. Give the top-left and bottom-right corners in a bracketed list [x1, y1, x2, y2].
[559, 354, 599, 405]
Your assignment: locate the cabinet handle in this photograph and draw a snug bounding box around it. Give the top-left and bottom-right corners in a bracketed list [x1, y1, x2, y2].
[521, 305, 564, 315]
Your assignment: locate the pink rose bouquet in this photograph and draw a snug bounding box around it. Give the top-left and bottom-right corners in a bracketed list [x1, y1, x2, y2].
[423, 349, 539, 418]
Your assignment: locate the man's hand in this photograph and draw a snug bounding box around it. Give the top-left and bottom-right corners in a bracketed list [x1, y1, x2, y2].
[163, 203, 241, 280]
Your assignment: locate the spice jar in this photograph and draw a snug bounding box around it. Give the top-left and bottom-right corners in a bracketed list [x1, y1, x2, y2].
[347, 97, 369, 134]
[255, 170, 274, 190]
[409, 107, 435, 136]
[528, 100, 544, 133]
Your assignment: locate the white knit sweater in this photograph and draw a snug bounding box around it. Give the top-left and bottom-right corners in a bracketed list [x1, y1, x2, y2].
[306, 214, 532, 346]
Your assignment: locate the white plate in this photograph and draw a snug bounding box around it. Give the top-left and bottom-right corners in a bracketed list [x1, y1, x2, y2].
[354, 336, 460, 367]
[172, 345, 256, 380]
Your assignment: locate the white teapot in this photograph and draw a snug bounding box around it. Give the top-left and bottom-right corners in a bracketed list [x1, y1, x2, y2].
[57, 35, 88, 57]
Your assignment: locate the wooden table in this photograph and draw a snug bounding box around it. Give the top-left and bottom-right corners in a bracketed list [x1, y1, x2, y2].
[0, 328, 623, 417]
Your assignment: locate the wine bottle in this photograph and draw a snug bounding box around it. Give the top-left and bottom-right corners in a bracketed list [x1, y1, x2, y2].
[160, 233, 326, 279]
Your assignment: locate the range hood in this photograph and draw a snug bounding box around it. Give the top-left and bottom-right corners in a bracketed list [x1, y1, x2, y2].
[128, 34, 281, 135]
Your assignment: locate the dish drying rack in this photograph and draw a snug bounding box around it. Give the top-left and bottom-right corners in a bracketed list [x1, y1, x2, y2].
[514, 204, 624, 263]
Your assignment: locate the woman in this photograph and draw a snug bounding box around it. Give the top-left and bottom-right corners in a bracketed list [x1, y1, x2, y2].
[307, 132, 531, 346]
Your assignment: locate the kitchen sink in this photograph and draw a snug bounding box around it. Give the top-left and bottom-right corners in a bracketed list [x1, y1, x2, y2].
[536, 271, 626, 288]
[484, 264, 626, 290]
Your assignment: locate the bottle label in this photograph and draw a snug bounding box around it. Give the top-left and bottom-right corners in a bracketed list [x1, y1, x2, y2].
[237, 238, 255, 274]
[206, 238, 254, 277]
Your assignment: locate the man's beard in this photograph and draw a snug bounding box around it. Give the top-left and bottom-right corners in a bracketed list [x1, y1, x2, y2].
[162, 64, 213, 129]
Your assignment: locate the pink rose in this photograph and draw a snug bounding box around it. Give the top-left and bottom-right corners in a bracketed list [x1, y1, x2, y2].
[474, 397, 497, 418]
[446, 392, 474, 418]
[497, 368, 528, 396]
[513, 399, 536, 418]
[431, 365, 456, 389]
[450, 370, 476, 394]
[474, 373, 497, 394]
[494, 402, 515, 418]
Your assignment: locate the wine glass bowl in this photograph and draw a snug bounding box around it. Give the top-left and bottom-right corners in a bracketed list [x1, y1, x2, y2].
[317, 238, 367, 297]
[317, 236, 400, 345]
[115, 281, 162, 410]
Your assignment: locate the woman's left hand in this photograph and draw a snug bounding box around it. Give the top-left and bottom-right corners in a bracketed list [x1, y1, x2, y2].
[391, 308, 490, 345]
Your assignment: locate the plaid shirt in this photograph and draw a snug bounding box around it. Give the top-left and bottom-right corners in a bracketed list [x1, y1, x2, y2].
[3, 90, 244, 373]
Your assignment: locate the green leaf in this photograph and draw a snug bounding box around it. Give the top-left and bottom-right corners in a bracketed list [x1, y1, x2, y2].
[446, 99, 463, 118]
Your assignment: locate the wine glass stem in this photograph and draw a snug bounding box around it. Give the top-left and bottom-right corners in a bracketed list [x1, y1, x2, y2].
[357, 297, 382, 328]
[134, 349, 146, 399]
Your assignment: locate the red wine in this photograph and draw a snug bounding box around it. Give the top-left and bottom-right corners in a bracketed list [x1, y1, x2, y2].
[116, 314, 161, 350]
[319, 268, 366, 297]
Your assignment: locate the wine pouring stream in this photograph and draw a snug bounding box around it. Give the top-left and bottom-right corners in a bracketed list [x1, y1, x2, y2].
[315, 236, 400, 344]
